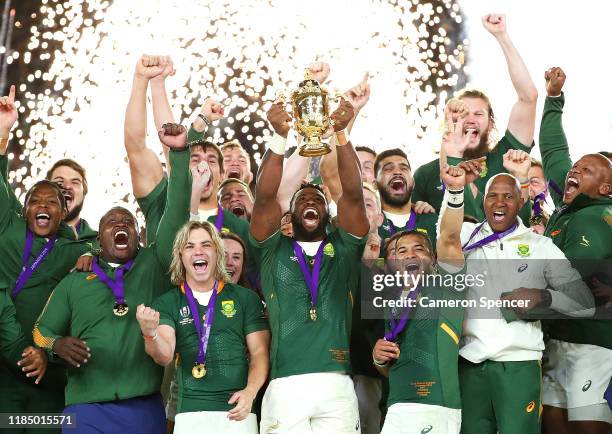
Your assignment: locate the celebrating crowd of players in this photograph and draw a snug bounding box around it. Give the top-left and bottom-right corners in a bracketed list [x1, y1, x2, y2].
[0, 13, 611, 434]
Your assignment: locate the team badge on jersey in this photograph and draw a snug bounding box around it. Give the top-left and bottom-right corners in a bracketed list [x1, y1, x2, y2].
[479, 161, 488, 178]
[517, 244, 531, 257]
[323, 243, 335, 257]
[221, 300, 237, 318]
[180, 306, 190, 318]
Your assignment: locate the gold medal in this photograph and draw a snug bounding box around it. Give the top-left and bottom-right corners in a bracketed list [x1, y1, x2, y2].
[113, 303, 129, 317]
[309, 307, 317, 321]
[192, 363, 206, 379]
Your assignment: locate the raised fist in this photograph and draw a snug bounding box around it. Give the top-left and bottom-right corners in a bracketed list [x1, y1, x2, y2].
[150, 56, 176, 82]
[457, 158, 486, 185]
[330, 97, 355, 132]
[191, 161, 212, 193]
[482, 14, 507, 36]
[158, 123, 187, 150]
[444, 98, 469, 125]
[136, 304, 160, 337]
[201, 98, 225, 123]
[503, 149, 531, 180]
[0, 85, 17, 135]
[440, 164, 467, 191]
[307, 61, 331, 84]
[135, 55, 165, 80]
[344, 73, 371, 112]
[267, 102, 292, 138]
[544, 67, 566, 97]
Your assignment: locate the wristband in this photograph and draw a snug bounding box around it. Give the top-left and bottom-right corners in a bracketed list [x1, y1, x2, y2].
[519, 180, 530, 189]
[373, 356, 388, 367]
[268, 133, 288, 155]
[197, 113, 211, 127]
[328, 200, 338, 219]
[142, 332, 158, 342]
[445, 188, 464, 208]
[539, 289, 552, 308]
[335, 130, 349, 146]
[190, 212, 201, 222]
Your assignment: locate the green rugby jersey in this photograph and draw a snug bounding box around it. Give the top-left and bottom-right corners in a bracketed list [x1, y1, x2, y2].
[0, 290, 30, 370]
[412, 130, 534, 222]
[385, 265, 466, 409]
[249, 228, 366, 379]
[153, 282, 268, 413]
[378, 212, 438, 255]
[32, 148, 191, 405]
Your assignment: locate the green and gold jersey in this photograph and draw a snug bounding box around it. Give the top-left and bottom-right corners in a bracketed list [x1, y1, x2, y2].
[249, 228, 366, 379]
[386, 264, 466, 409]
[378, 212, 438, 255]
[153, 282, 268, 413]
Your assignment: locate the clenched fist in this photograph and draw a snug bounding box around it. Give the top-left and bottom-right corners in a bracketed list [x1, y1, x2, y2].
[545, 67, 566, 97]
[0, 84, 17, 136]
[307, 61, 331, 84]
[135, 55, 166, 80]
[440, 164, 467, 191]
[503, 149, 531, 180]
[330, 98, 354, 132]
[191, 161, 212, 193]
[150, 55, 176, 83]
[201, 98, 225, 123]
[158, 123, 187, 150]
[482, 14, 507, 37]
[267, 103, 292, 138]
[136, 304, 160, 337]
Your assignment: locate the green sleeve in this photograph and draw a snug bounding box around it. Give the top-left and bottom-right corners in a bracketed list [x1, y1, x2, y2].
[333, 226, 367, 260]
[32, 281, 72, 351]
[248, 230, 282, 266]
[0, 290, 30, 368]
[152, 291, 177, 330]
[539, 94, 570, 206]
[242, 288, 269, 335]
[136, 175, 168, 246]
[187, 126, 205, 143]
[561, 211, 612, 260]
[0, 156, 15, 231]
[0, 154, 22, 214]
[153, 149, 192, 270]
[412, 165, 428, 204]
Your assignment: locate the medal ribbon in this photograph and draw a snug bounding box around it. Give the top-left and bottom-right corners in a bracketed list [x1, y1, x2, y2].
[388, 209, 417, 236]
[183, 280, 220, 367]
[12, 230, 58, 300]
[384, 286, 421, 342]
[292, 240, 326, 313]
[462, 221, 518, 253]
[533, 192, 546, 217]
[214, 205, 224, 232]
[92, 257, 134, 306]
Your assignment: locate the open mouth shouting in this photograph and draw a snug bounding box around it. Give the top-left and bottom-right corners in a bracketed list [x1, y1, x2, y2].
[231, 204, 246, 218]
[113, 229, 130, 250]
[492, 210, 506, 223]
[228, 169, 241, 180]
[388, 176, 407, 194]
[302, 207, 320, 230]
[62, 190, 73, 210]
[35, 212, 51, 229]
[564, 175, 580, 199]
[193, 258, 209, 276]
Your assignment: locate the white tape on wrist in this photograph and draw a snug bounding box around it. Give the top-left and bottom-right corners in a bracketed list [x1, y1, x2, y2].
[445, 188, 464, 208]
[328, 200, 338, 218]
[269, 133, 288, 155]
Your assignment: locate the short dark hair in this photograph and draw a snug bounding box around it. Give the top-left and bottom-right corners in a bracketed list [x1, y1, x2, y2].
[355, 146, 377, 159]
[374, 148, 410, 178]
[218, 178, 254, 201]
[384, 230, 434, 260]
[220, 231, 251, 289]
[24, 180, 67, 212]
[190, 141, 224, 173]
[289, 182, 327, 212]
[98, 206, 138, 230]
[46, 159, 88, 195]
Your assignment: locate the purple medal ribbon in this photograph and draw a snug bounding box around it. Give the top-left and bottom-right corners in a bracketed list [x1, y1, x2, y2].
[214, 205, 224, 232]
[75, 219, 82, 235]
[384, 286, 421, 342]
[183, 280, 219, 366]
[462, 221, 518, 253]
[533, 192, 546, 216]
[388, 209, 417, 236]
[12, 230, 58, 300]
[92, 257, 134, 306]
[292, 240, 326, 316]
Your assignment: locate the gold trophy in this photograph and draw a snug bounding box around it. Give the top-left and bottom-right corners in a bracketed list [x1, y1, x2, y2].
[280, 70, 340, 157]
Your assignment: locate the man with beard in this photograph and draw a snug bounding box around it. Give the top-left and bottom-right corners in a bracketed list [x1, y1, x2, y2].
[221, 140, 255, 185]
[0, 87, 96, 242]
[0, 176, 91, 432]
[251, 96, 368, 433]
[137, 221, 269, 434]
[412, 13, 539, 220]
[219, 178, 254, 222]
[33, 123, 191, 434]
[538, 67, 612, 434]
[371, 158, 467, 434]
[374, 148, 438, 250]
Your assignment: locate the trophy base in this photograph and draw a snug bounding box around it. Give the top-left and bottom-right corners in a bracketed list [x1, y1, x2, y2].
[298, 139, 331, 157]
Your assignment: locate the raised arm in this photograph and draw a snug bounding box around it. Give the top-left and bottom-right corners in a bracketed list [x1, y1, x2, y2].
[250, 103, 291, 241]
[0, 85, 24, 212]
[539, 67, 570, 204]
[483, 14, 537, 146]
[124, 55, 166, 199]
[277, 141, 310, 213]
[149, 56, 176, 171]
[136, 304, 176, 366]
[335, 99, 369, 237]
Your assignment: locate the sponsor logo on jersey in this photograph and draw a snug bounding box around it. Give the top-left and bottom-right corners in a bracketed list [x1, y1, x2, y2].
[518, 263, 528, 272]
[517, 244, 531, 257]
[290, 256, 298, 262]
[526, 401, 536, 413]
[221, 300, 237, 318]
[582, 380, 592, 392]
[580, 235, 590, 247]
